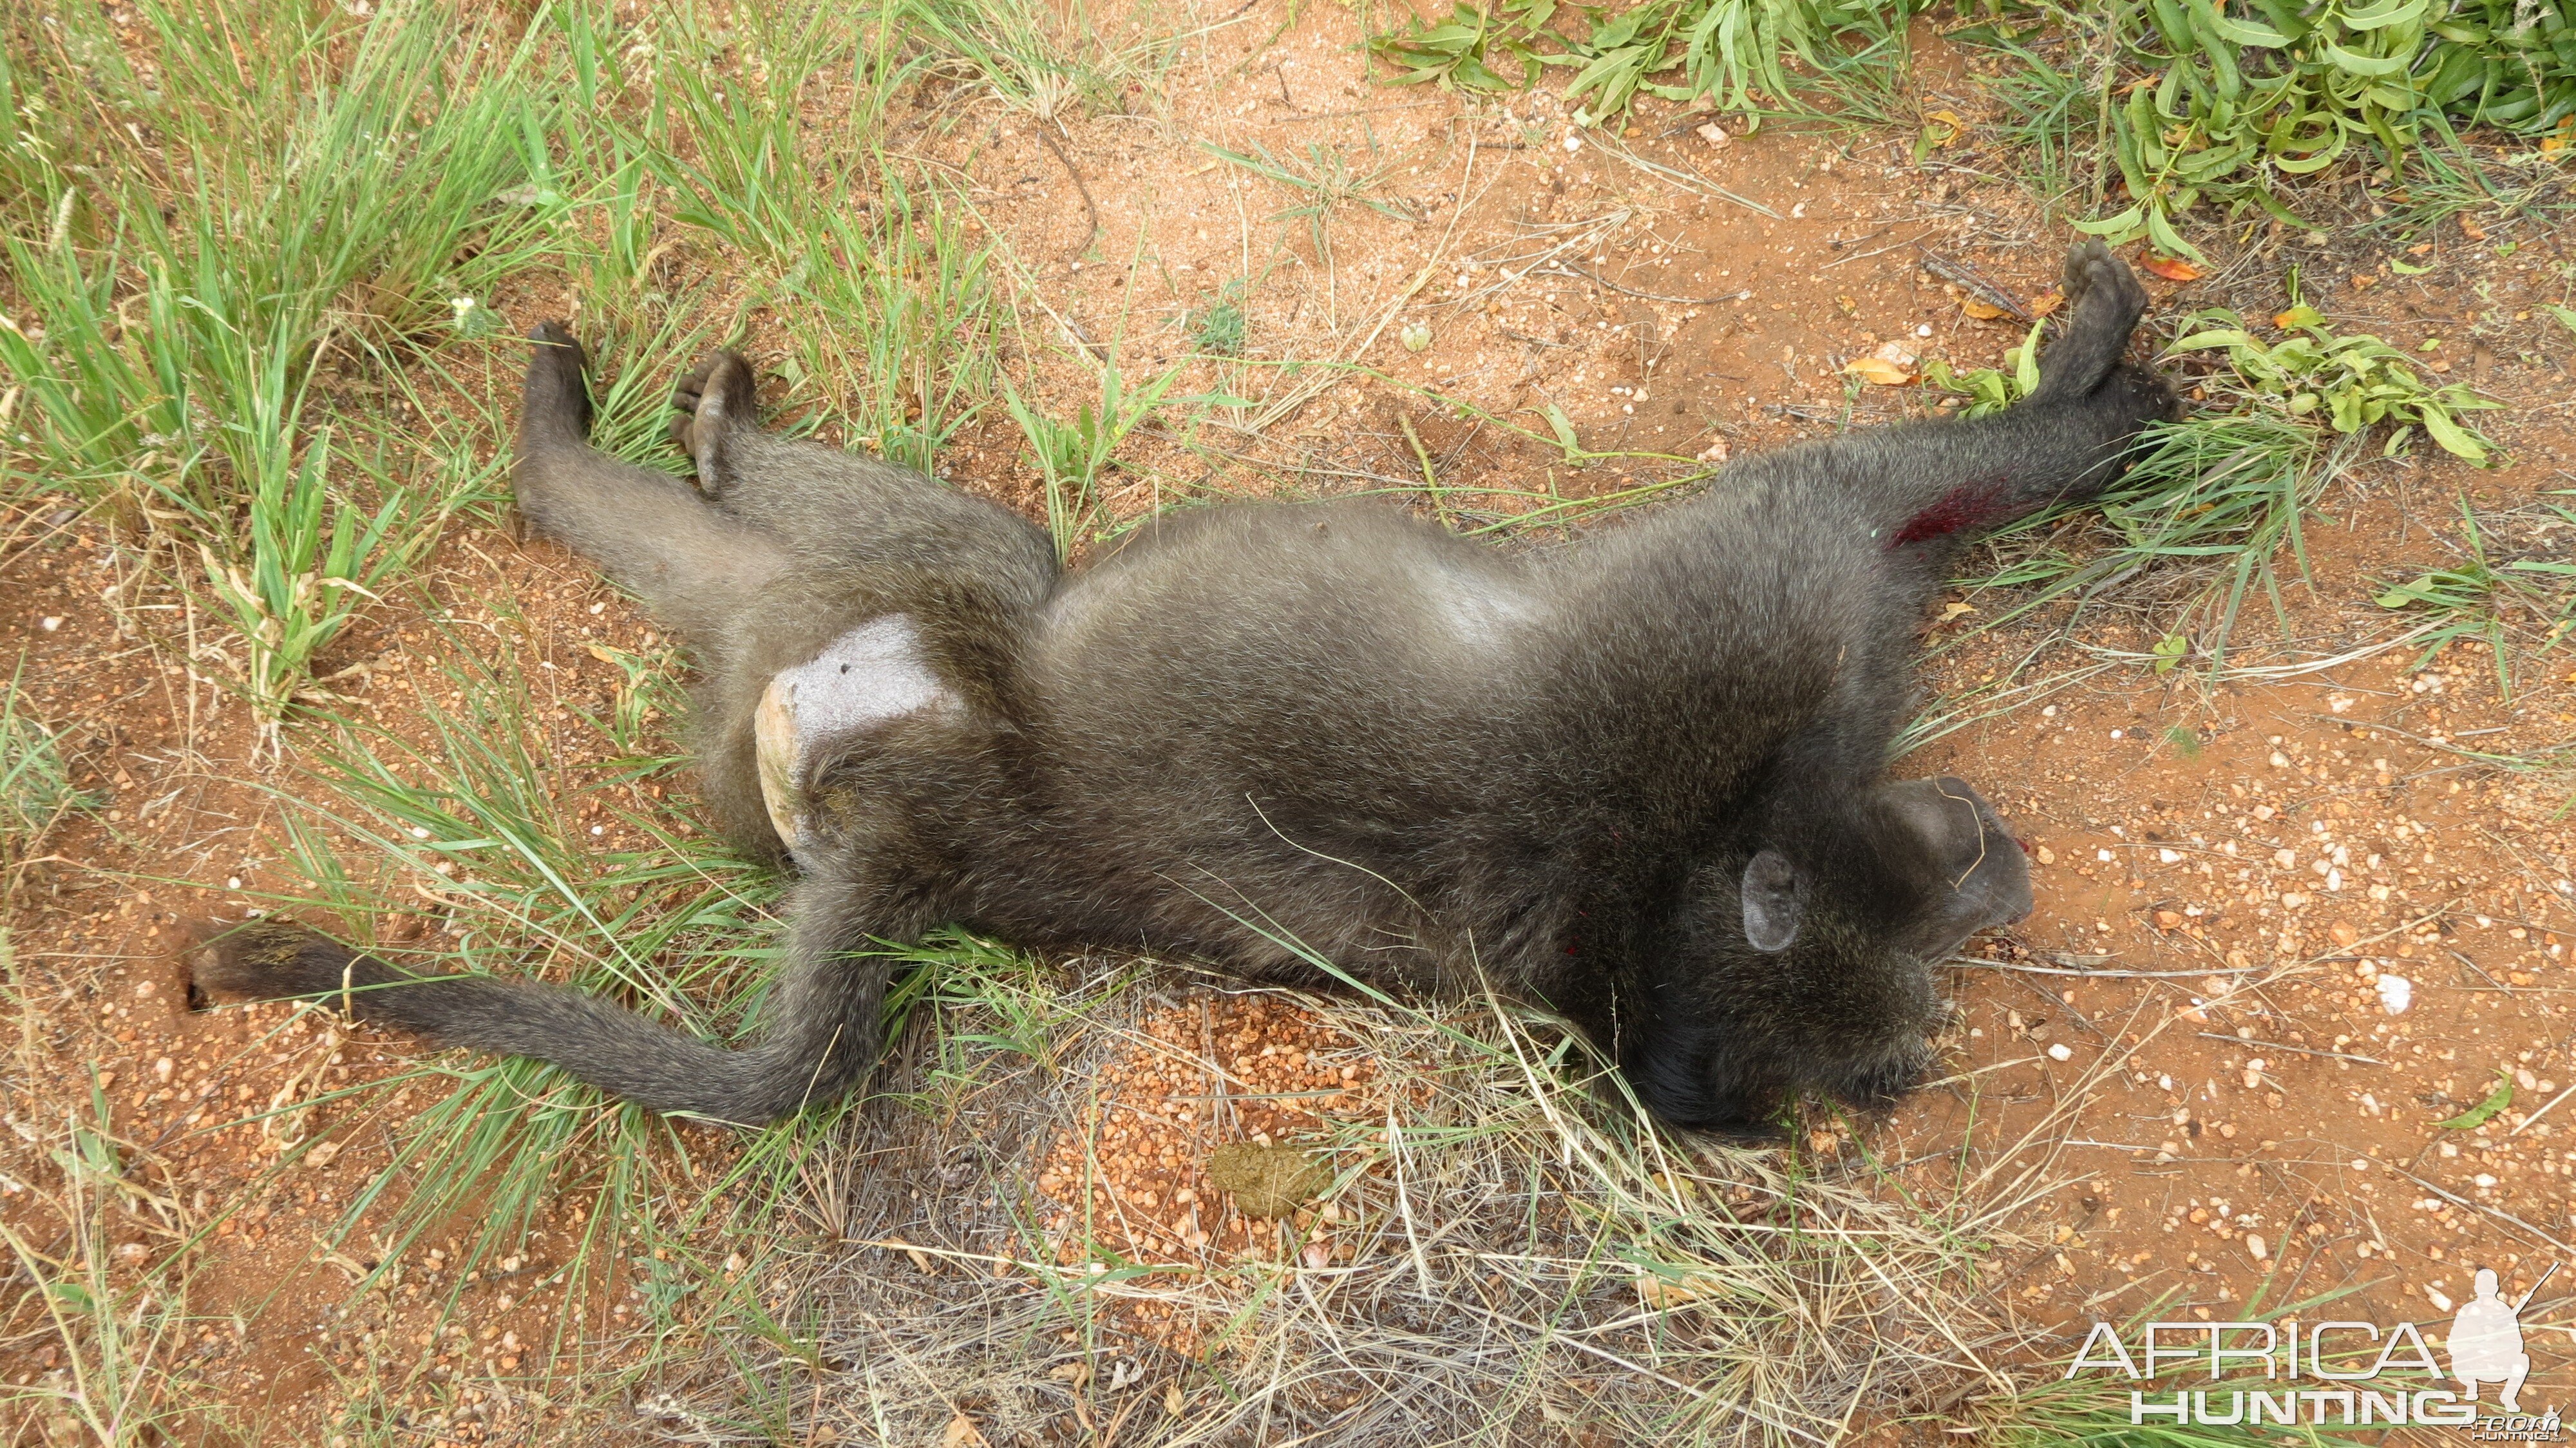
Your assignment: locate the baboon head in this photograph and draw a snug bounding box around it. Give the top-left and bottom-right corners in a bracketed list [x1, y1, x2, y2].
[1620, 776, 2031, 1134]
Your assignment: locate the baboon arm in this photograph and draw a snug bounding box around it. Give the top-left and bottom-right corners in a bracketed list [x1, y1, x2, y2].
[190, 879, 911, 1123]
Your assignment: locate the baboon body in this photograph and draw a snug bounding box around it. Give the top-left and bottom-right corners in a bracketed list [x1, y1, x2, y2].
[198, 243, 2174, 1132]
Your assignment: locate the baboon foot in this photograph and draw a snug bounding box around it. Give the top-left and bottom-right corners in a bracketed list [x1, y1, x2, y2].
[669, 350, 758, 493]
[2033, 240, 2152, 401]
[524, 321, 594, 442]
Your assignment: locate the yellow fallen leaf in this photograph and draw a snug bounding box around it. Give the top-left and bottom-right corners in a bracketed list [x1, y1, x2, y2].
[1960, 298, 2007, 320]
[1843, 356, 1915, 385]
[943, 1416, 988, 1447]
[2029, 289, 2065, 317]
[1638, 1272, 1732, 1309]
[1938, 600, 1976, 622]
[2460, 214, 2488, 242]
[1923, 108, 1967, 148]
[585, 642, 620, 664]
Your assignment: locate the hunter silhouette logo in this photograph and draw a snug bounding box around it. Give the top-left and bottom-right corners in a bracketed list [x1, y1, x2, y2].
[2064, 1260, 2562, 1433]
[2452, 1264, 2554, 1413]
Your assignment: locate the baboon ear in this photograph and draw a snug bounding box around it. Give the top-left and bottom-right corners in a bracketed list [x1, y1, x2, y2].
[1883, 775, 2034, 956]
[1741, 850, 1803, 953]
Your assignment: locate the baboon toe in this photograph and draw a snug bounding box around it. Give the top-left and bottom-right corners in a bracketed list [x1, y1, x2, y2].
[671, 350, 754, 417]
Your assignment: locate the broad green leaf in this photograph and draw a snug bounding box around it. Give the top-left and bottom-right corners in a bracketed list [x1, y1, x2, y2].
[2323, 41, 2409, 78]
[2435, 1071, 2512, 1130]
[2197, 0, 2289, 46]
[2418, 405, 2488, 461]
[2341, 0, 2430, 30]
[2069, 205, 2145, 236]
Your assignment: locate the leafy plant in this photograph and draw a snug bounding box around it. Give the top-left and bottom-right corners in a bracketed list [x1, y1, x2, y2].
[1978, 1, 2576, 260]
[196, 430, 437, 736]
[1370, 0, 1924, 125]
[0, 0, 556, 715]
[0, 1076, 194, 1447]
[2166, 302, 2500, 461]
[1193, 283, 1249, 357]
[1949, 285, 2497, 669]
[1003, 359, 1240, 558]
[1920, 318, 2047, 416]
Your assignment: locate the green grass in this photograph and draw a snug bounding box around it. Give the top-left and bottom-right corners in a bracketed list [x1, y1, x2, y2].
[0, 940, 198, 1446]
[1, 662, 94, 859]
[1369, 0, 1924, 128]
[1934, 285, 2501, 669]
[0, 0, 557, 719]
[0, 0, 1161, 1424]
[2372, 495, 2576, 700]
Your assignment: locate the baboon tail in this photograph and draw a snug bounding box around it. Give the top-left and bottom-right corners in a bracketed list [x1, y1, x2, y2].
[189, 882, 897, 1123]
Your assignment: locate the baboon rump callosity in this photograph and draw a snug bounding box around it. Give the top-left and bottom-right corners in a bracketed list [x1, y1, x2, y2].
[197, 242, 2173, 1132]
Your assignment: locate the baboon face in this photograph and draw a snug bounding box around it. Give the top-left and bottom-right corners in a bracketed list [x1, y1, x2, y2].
[1623, 777, 2032, 1132]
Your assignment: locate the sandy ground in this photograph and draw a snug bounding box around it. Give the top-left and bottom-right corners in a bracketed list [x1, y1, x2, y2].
[4, 5, 2575, 1442]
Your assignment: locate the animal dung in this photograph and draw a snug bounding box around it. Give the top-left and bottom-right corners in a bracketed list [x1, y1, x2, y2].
[1205, 1143, 1332, 1220]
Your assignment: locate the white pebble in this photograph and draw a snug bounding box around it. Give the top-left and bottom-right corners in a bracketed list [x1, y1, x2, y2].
[39, 616, 62, 631]
[2157, 848, 2181, 864]
[2375, 974, 2413, 1014]
[2047, 1043, 2071, 1061]
[1563, 133, 1582, 152]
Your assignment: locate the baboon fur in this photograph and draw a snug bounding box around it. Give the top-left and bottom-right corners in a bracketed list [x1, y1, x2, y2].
[195, 242, 2174, 1133]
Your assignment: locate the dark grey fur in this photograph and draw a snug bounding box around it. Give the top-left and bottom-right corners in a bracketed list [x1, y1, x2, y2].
[194, 242, 2174, 1132]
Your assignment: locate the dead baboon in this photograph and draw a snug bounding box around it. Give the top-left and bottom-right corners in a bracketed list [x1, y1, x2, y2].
[195, 241, 2174, 1132]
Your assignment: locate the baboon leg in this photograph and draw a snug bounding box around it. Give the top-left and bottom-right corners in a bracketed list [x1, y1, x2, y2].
[189, 870, 920, 1123]
[1765, 242, 2174, 560]
[516, 324, 789, 640]
[661, 347, 1059, 608]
